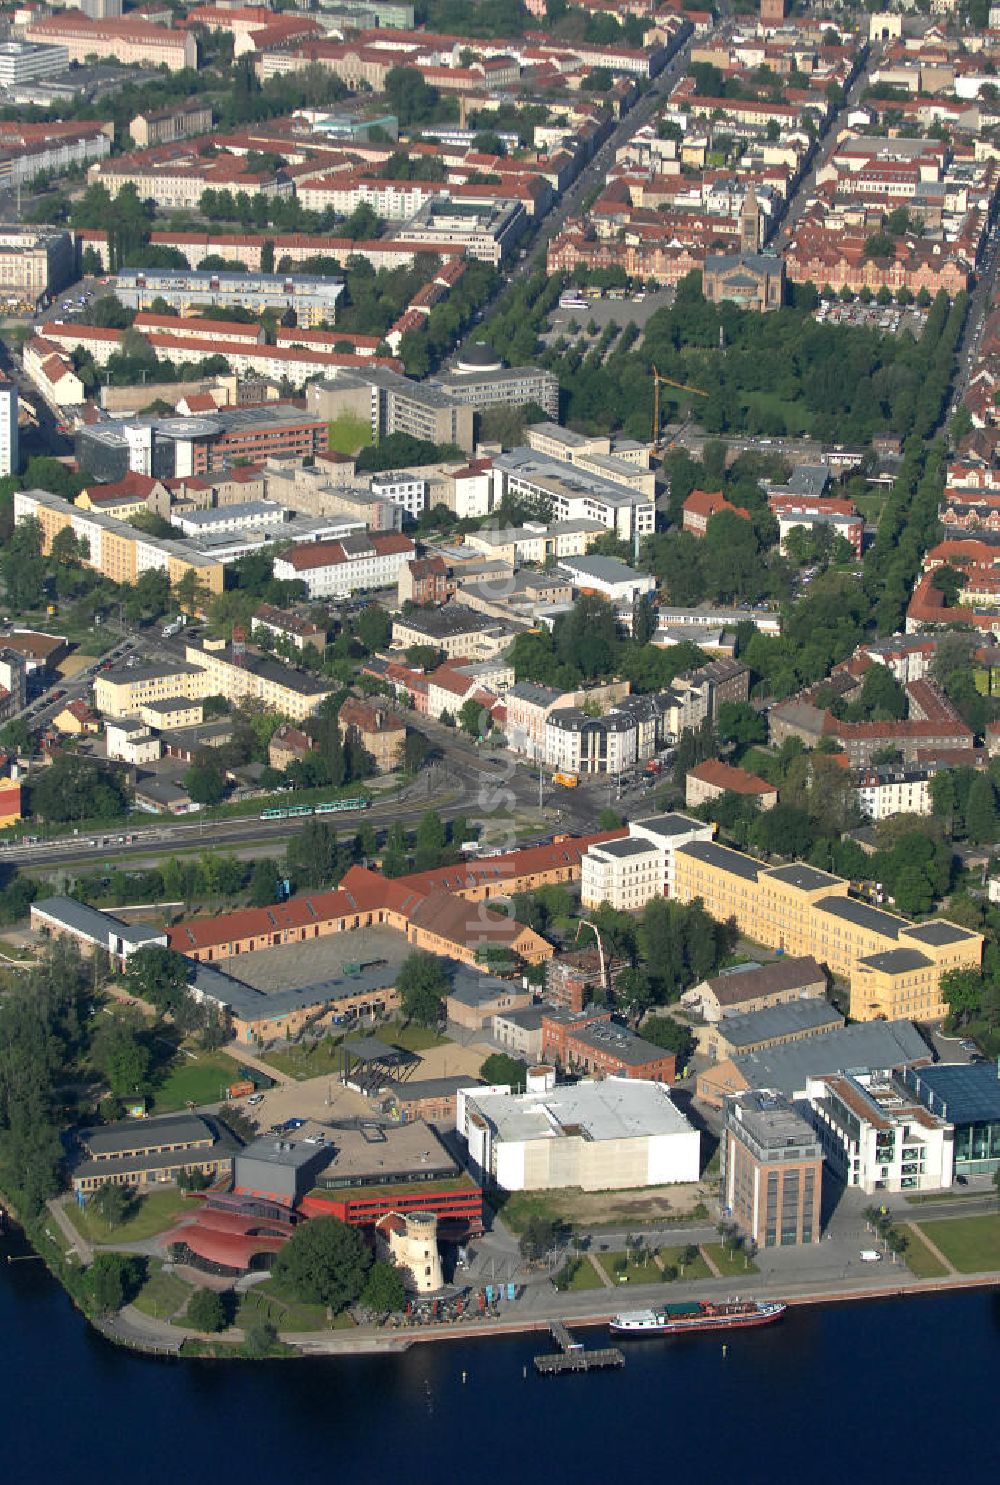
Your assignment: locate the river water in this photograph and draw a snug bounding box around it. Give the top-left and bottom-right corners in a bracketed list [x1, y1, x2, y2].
[4, 1225, 996, 1484]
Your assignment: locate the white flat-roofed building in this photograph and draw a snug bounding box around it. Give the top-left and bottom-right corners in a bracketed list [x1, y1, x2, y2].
[628, 812, 715, 897]
[0, 378, 17, 477]
[457, 1075, 700, 1192]
[171, 500, 290, 537]
[559, 554, 657, 604]
[806, 1071, 954, 1194]
[855, 766, 934, 821]
[113, 269, 344, 329]
[581, 836, 663, 911]
[492, 448, 655, 544]
[369, 470, 427, 519]
[0, 41, 69, 86]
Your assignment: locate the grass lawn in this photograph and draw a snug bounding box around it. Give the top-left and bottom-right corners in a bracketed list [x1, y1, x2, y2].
[902, 1225, 950, 1280]
[64, 1187, 193, 1244]
[261, 1038, 344, 1081]
[554, 1255, 606, 1292]
[133, 1261, 194, 1319]
[703, 1242, 759, 1278]
[659, 1245, 713, 1282]
[378, 1020, 448, 1053]
[738, 390, 813, 436]
[236, 1281, 330, 1333]
[604, 1249, 667, 1285]
[0, 938, 34, 961]
[916, 1213, 1000, 1274]
[151, 1049, 242, 1112]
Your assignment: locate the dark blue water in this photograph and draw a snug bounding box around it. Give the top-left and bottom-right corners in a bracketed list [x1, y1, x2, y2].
[4, 1225, 997, 1484]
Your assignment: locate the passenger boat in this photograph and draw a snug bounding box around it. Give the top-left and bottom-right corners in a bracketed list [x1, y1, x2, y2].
[610, 1299, 786, 1336]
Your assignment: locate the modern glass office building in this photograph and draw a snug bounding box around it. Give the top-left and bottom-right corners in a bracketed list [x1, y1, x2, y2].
[903, 1063, 1000, 1176]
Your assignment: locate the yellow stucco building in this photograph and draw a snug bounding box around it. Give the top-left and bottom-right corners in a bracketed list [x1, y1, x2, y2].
[673, 841, 982, 1023]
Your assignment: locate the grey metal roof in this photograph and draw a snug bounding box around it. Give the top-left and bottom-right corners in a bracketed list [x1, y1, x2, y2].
[906, 920, 978, 947]
[32, 896, 164, 951]
[388, 1075, 482, 1100]
[560, 555, 645, 583]
[813, 895, 907, 939]
[731, 1019, 932, 1097]
[678, 840, 761, 881]
[592, 837, 657, 859]
[859, 947, 933, 974]
[767, 863, 842, 893]
[82, 1113, 213, 1157]
[633, 812, 706, 839]
[717, 997, 843, 1048]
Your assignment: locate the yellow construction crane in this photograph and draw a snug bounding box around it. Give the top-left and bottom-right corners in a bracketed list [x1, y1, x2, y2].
[650, 363, 708, 454]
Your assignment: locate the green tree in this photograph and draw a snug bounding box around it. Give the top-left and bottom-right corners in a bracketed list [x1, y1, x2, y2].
[403, 731, 429, 774]
[124, 945, 191, 1013]
[362, 1260, 406, 1316]
[91, 1181, 131, 1230]
[249, 858, 281, 907]
[184, 758, 226, 807]
[242, 1320, 279, 1357]
[457, 697, 487, 738]
[271, 1214, 372, 1311]
[185, 1287, 228, 1332]
[641, 1014, 696, 1067]
[716, 701, 766, 748]
[85, 1253, 143, 1315]
[479, 1052, 528, 1089]
[397, 951, 448, 1026]
[615, 966, 653, 1020]
[93, 1015, 150, 1098]
[965, 774, 996, 846]
[414, 810, 446, 871]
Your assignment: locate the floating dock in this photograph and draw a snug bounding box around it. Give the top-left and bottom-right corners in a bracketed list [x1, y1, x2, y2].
[534, 1320, 624, 1376]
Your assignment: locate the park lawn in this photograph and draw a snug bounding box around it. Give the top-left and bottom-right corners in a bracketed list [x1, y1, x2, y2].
[902, 1225, 950, 1280]
[703, 1242, 759, 1278]
[916, 1214, 1000, 1274]
[150, 1049, 243, 1112]
[738, 390, 813, 436]
[236, 1281, 330, 1333]
[0, 938, 34, 961]
[133, 1261, 194, 1320]
[555, 1256, 606, 1292]
[64, 1187, 193, 1244]
[604, 1249, 665, 1285]
[659, 1246, 713, 1282]
[379, 1020, 449, 1053]
[261, 1038, 344, 1081]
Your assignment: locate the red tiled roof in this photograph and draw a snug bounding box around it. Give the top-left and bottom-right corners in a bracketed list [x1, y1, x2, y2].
[688, 759, 776, 796]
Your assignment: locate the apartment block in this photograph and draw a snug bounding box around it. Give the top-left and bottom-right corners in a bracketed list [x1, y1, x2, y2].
[113, 269, 343, 329]
[806, 1071, 954, 1194]
[581, 812, 712, 910]
[24, 13, 198, 69]
[0, 227, 72, 307]
[672, 838, 983, 1022]
[723, 1090, 823, 1247]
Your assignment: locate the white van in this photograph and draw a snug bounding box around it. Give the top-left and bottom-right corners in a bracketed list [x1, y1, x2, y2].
[859, 1249, 883, 1263]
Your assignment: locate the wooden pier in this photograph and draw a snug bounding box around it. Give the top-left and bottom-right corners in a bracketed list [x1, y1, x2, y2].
[533, 1320, 624, 1376]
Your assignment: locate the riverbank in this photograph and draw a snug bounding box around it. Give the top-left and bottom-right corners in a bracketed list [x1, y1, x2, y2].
[68, 1248, 1000, 1361]
[7, 1191, 998, 1364]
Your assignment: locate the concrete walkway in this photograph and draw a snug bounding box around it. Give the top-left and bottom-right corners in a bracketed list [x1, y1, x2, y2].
[47, 1197, 92, 1264]
[587, 1253, 614, 1289]
[700, 1245, 722, 1279]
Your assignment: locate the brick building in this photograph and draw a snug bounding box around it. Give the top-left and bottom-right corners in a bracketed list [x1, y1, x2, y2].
[722, 1090, 823, 1247]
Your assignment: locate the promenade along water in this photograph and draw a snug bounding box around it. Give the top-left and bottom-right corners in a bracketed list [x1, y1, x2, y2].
[3, 1224, 996, 1485]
